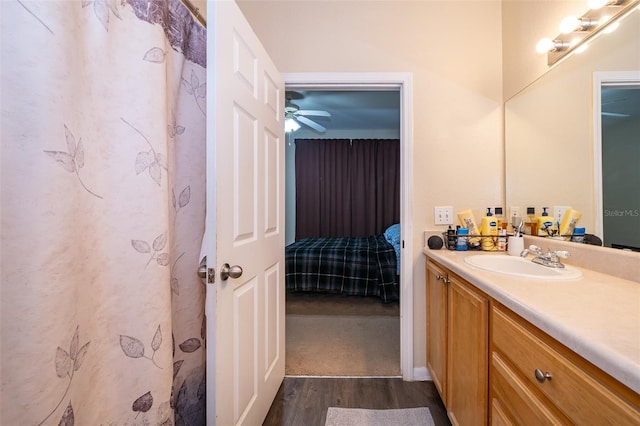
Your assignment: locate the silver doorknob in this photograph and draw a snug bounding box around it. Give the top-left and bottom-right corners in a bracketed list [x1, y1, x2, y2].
[220, 263, 243, 281]
[197, 265, 207, 279]
[198, 256, 215, 284]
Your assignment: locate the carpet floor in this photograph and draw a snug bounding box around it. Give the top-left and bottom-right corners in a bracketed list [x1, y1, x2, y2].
[286, 292, 400, 376]
[286, 291, 400, 316]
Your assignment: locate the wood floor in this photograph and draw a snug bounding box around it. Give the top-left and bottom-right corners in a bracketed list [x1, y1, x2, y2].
[263, 377, 451, 426]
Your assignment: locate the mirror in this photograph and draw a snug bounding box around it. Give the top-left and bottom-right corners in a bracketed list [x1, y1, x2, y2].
[505, 7, 640, 249]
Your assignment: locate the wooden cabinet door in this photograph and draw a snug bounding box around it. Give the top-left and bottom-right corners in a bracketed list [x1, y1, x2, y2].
[447, 275, 489, 426]
[426, 260, 448, 400]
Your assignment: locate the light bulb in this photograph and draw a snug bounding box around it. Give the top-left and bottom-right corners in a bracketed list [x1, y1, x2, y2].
[602, 21, 620, 33]
[559, 16, 580, 33]
[536, 38, 554, 53]
[588, 0, 610, 9]
[285, 118, 300, 133]
[599, 15, 611, 25]
[575, 43, 589, 54]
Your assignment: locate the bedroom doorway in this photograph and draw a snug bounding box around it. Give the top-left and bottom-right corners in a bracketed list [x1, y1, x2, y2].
[283, 72, 414, 380]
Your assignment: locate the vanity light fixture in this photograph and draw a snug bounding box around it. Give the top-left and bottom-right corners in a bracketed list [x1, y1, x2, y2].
[588, 0, 625, 9]
[535, 38, 570, 54]
[559, 16, 597, 33]
[537, 0, 639, 65]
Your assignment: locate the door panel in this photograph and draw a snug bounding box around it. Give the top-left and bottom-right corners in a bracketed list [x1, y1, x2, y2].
[207, 1, 285, 425]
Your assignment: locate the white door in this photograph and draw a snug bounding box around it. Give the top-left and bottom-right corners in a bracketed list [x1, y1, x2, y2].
[205, 1, 285, 424]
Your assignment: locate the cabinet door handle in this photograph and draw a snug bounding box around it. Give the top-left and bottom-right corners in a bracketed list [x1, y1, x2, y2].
[436, 274, 450, 284]
[534, 368, 552, 383]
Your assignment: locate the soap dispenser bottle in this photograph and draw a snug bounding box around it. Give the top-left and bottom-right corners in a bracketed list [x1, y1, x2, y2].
[537, 207, 554, 236]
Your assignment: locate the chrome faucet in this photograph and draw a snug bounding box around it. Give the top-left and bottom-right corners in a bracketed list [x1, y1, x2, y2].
[520, 245, 570, 268]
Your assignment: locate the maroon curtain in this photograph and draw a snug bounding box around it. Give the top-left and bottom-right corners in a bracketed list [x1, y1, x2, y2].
[295, 138, 400, 239]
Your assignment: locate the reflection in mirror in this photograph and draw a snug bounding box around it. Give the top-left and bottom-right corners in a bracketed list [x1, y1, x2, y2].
[505, 7, 640, 250]
[594, 76, 640, 250]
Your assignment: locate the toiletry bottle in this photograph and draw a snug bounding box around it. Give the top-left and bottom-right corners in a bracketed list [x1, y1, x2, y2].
[456, 228, 469, 251]
[525, 207, 538, 235]
[497, 228, 507, 251]
[456, 209, 480, 248]
[480, 208, 498, 251]
[494, 207, 505, 230]
[571, 227, 585, 243]
[559, 208, 582, 240]
[537, 207, 554, 236]
[446, 225, 456, 250]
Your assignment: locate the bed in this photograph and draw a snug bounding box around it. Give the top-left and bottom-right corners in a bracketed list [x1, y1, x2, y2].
[285, 226, 400, 303]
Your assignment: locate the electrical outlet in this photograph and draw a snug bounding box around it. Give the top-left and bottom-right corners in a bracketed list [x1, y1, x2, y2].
[554, 206, 571, 224]
[509, 206, 520, 218]
[434, 206, 453, 225]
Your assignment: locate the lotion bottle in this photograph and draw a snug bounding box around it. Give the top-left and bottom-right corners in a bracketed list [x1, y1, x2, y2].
[480, 208, 498, 251]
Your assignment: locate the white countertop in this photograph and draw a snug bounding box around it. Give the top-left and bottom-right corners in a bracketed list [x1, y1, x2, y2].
[423, 247, 640, 395]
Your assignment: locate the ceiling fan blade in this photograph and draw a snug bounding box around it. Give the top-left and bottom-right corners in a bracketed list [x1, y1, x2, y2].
[602, 111, 631, 117]
[297, 110, 331, 117]
[297, 116, 326, 132]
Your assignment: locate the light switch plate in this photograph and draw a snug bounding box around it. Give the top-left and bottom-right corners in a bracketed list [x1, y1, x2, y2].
[434, 206, 453, 225]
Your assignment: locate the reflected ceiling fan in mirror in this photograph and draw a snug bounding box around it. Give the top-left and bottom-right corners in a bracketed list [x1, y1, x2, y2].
[285, 91, 331, 133]
[601, 87, 640, 121]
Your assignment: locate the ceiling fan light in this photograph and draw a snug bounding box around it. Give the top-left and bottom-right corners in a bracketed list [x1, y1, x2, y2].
[285, 118, 300, 133]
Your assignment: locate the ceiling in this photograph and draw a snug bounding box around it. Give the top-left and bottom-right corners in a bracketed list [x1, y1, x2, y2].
[285, 90, 401, 132]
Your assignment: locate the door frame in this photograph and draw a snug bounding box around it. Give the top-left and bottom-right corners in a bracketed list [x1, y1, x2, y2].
[592, 70, 640, 240]
[283, 72, 415, 380]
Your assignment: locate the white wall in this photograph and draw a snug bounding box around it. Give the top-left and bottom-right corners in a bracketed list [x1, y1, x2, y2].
[502, 0, 588, 100]
[238, 0, 504, 373]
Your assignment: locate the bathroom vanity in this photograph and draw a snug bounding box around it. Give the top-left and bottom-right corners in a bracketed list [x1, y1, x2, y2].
[424, 245, 640, 425]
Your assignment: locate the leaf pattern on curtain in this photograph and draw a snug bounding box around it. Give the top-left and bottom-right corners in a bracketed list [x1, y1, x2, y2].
[122, 117, 169, 187]
[44, 125, 103, 199]
[1, 0, 207, 424]
[81, 0, 123, 32]
[38, 327, 90, 426]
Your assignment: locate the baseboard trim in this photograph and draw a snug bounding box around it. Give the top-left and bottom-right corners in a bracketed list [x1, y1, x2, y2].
[412, 367, 431, 381]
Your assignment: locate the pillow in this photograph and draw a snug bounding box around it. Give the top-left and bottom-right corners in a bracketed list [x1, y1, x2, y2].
[383, 224, 401, 274]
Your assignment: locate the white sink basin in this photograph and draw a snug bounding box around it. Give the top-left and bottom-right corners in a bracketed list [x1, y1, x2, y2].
[463, 254, 582, 280]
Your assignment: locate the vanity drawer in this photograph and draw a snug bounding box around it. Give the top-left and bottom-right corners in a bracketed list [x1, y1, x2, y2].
[492, 306, 640, 425]
[491, 352, 563, 425]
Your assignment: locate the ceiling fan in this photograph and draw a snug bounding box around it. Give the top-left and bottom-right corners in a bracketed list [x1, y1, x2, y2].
[601, 92, 632, 118]
[285, 91, 331, 133]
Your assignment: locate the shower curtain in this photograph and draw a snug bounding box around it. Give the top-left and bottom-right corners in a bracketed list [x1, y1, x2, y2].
[1, 1, 207, 424]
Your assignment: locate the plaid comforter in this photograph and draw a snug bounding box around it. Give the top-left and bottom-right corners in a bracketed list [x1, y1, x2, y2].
[285, 235, 399, 303]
